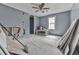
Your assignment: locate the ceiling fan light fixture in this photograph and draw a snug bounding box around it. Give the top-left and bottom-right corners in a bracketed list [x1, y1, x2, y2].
[32, 3, 50, 13]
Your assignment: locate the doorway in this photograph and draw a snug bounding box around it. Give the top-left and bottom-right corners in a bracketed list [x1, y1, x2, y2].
[29, 15, 34, 34]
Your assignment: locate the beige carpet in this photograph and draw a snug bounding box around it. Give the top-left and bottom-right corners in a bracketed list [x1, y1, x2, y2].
[18, 35, 62, 55]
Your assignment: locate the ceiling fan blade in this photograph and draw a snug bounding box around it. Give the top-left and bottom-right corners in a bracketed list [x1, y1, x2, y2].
[35, 10, 39, 12]
[32, 6, 39, 9]
[43, 8, 50, 9]
[42, 11, 45, 13]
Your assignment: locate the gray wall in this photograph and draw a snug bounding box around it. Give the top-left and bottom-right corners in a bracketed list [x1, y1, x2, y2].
[71, 8, 79, 22]
[39, 11, 71, 36]
[34, 17, 39, 33]
[0, 4, 39, 35]
[0, 3, 71, 36]
[70, 4, 79, 22]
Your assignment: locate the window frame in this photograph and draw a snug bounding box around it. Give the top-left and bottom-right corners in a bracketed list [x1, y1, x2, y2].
[48, 16, 56, 30]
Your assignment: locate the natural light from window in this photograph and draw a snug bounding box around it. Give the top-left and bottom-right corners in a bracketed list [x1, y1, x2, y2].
[48, 16, 56, 29]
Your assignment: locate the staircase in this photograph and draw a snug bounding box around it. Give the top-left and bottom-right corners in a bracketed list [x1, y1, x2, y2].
[0, 23, 28, 55]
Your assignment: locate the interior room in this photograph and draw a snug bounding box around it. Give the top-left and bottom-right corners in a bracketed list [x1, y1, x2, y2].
[0, 3, 79, 55]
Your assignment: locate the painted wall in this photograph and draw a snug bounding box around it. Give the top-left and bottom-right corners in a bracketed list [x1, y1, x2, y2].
[0, 4, 39, 35]
[0, 3, 72, 36]
[34, 17, 39, 33]
[71, 9, 79, 22]
[39, 11, 71, 36]
[70, 4, 79, 22]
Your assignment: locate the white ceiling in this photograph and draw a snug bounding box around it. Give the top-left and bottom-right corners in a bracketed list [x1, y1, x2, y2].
[3, 3, 74, 17]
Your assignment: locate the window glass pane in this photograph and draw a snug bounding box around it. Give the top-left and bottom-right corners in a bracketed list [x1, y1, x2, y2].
[49, 17, 55, 23]
[49, 24, 55, 29]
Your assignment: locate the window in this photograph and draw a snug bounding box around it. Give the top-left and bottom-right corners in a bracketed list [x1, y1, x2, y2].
[48, 16, 56, 29]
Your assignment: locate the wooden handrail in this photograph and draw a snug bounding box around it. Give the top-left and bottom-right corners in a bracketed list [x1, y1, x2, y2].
[0, 23, 25, 48]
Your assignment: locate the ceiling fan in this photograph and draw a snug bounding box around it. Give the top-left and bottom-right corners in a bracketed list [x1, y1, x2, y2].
[32, 3, 50, 13]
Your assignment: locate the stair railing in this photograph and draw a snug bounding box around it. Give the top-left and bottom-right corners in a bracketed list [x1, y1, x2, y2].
[0, 23, 25, 48]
